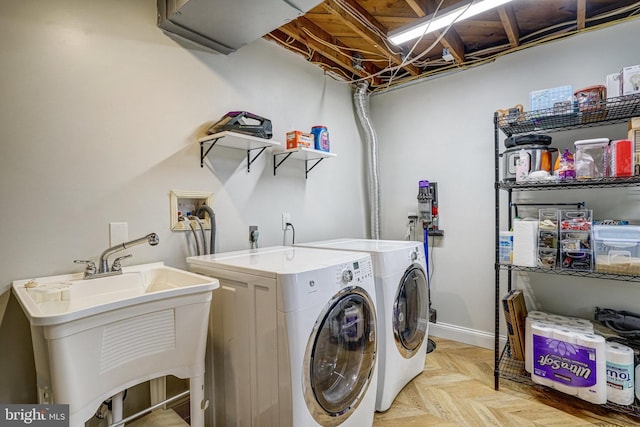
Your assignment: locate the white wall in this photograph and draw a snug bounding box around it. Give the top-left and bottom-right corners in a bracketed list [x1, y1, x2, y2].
[371, 19, 640, 348]
[0, 0, 367, 403]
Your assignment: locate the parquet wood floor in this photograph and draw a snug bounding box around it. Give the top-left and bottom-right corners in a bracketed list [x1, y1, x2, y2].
[373, 337, 640, 427]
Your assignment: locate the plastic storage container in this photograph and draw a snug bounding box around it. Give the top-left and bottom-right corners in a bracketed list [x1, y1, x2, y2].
[560, 209, 593, 271]
[594, 225, 640, 275]
[538, 209, 559, 268]
[610, 139, 633, 177]
[574, 138, 610, 179]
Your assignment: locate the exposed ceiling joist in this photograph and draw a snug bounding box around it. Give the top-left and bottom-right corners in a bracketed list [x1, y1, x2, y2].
[577, 0, 587, 30]
[498, 4, 520, 47]
[266, 0, 640, 92]
[424, 0, 465, 63]
[276, 18, 382, 84]
[322, 0, 422, 76]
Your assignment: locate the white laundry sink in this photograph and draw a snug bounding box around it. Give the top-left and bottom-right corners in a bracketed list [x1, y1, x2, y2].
[13, 262, 218, 325]
[13, 262, 219, 426]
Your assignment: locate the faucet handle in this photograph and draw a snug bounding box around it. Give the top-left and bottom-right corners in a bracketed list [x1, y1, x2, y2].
[74, 259, 97, 276]
[111, 254, 133, 272]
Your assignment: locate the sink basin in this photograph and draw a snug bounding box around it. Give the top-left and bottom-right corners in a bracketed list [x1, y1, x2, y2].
[12, 262, 219, 426]
[13, 262, 218, 325]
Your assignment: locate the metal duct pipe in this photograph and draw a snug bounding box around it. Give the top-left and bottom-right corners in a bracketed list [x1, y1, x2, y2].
[353, 82, 381, 239]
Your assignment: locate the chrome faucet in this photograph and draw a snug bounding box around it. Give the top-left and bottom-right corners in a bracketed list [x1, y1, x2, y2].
[75, 232, 159, 279]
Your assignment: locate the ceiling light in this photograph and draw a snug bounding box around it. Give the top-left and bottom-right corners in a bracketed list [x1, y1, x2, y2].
[388, 0, 514, 45]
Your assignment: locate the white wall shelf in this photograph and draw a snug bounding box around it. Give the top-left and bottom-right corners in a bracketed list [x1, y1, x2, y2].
[199, 131, 282, 172]
[272, 147, 336, 179]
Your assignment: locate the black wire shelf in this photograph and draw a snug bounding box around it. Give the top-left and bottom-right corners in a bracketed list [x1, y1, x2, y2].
[499, 343, 640, 418]
[496, 263, 640, 282]
[498, 176, 640, 191]
[497, 95, 640, 137]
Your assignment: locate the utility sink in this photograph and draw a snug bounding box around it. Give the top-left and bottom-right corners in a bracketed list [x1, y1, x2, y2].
[13, 262, 218, 325]
[13, 262, 219, 426]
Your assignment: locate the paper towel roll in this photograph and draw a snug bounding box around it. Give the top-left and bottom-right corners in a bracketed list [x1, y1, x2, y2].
[551, 328, 579, 395]
[531, 323, 555, 387]
[513, 219, 539, 267]
[606, 342, 635, 405]
[576, 333, 607, 404]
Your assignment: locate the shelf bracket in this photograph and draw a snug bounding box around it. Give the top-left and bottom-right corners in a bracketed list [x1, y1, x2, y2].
[273, 152, 293, 176]
[305, 158, 324, 179]
[246, 147, 267, 173]
[200, 138, 221, 168]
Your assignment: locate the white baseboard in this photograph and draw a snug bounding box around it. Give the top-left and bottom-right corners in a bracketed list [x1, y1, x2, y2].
[429, 322, 507, 350]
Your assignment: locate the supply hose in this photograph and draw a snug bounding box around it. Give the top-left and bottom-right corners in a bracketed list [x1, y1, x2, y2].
[195, 205, 216, 255]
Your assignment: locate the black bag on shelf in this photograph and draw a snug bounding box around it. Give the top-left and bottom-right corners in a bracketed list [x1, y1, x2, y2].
[595, 307, 640, 338]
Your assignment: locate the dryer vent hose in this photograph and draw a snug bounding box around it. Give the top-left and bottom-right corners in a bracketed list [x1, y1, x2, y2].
[353, 82, 381, 239]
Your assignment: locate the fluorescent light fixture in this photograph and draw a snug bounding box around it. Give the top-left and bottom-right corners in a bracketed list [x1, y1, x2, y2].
[388, 0, 514, 45]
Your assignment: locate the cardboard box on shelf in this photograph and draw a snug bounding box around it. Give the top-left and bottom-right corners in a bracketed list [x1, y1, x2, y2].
[286, 130, 313, 150]
[606, 72, 622, 98]
[622, 64, 640, 96]
[502, 290, 528, 361]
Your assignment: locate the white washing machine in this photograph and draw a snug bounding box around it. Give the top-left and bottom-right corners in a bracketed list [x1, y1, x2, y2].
[187, 246, 378, 427]
[296, 239, 429, 412]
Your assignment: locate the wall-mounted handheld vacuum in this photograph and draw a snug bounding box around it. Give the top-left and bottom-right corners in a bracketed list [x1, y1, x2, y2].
[417, 180, 443, 236]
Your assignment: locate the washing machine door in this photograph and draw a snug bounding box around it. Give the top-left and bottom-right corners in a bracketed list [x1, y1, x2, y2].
[393, 265, 429, 358]
[303, 287, 376, 426]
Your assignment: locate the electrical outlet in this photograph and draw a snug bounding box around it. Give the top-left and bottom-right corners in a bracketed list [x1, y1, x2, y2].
[109, 222, 128, 246]
[282, 212, 291, 230]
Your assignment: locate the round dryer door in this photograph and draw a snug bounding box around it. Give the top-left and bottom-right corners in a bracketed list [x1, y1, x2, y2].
[303, 287, 376, 426]
[393, 265, 429, 358]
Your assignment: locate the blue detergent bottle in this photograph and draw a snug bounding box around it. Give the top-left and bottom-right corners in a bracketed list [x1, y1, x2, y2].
[311, 126, 330, 152]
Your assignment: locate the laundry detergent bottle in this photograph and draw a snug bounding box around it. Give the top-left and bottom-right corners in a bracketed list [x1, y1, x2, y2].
[311, 126, 330, 152]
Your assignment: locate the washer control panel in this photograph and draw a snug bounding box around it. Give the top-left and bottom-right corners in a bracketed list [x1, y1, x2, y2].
[407, 246, 425, 265]
[337, 258, 373, 286]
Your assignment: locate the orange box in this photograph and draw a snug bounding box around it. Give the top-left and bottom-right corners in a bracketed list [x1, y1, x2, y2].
[286, 131, 313, 150]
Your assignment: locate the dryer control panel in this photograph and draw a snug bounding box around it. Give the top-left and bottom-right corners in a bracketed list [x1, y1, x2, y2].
[337, 258, 373, 287]
[406, 247, 426, 266]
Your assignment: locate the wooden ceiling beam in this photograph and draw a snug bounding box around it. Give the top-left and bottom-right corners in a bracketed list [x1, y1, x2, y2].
[322, 0, 421, 76]
[275, 17, 382, 85]
[424, 0, 465, 63]
[576, 0, 587, 30]
[404, 0, 428, 17]
[497, 4, 520, 48]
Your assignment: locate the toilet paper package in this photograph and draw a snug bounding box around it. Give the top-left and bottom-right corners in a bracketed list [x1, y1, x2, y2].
[525, 311, 594, 373]
[606, 342, 635, 405]
[531, 324, 606, 402]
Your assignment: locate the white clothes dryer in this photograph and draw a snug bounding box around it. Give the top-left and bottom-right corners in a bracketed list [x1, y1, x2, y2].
[296, 239, 429, 412]
[187, 246, 378, 427]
